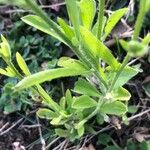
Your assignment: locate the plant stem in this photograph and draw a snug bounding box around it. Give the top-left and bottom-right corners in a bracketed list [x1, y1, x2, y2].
[108, 54, 131, 92]
[97, 0, 105, 39]
[132, 0, 147, 41]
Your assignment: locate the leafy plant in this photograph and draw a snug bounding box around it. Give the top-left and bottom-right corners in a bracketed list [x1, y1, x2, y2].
[0, 0, 150, 141]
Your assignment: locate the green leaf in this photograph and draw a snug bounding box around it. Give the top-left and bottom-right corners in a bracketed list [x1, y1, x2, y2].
[58, 57, 88, 70]
[50, 116, 62, 125]
[16, 52, 31, 76]
[74, 79, 101, 97]
[80, 26, 119, 70]
[14, 67, 89, 91]
[65, 89, 73, 108]
[104, 146, 120, 150]
[0, 68, 9, 76]
[55, 128, 70, 138]
[79, 0, 96, 30]
[0, 35, 11, 60]
[98, 133, 111, 145]
[142, 33, 150, 45]
[100, 101, 127, 115]
[103, 8, 128, 40]
[57, 17, 75, 39]
[37, 108, 58, 120]
[59, 97, 66, 109]
[65, 0, 80, 39]
[21, 15, 67, 44]
[6, 66, 16, 77]
[77, 124, 85, 137]
[112, 87, 131, 101]
[128, 105, 138, 113]
[106, 65, 140, 89]
[72, 95, 97, 109]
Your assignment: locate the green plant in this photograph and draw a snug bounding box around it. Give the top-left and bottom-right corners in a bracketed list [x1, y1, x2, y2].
[0, 0, 150, 141]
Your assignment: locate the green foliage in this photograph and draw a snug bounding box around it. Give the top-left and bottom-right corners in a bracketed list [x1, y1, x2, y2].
[0, 0, 149, 141]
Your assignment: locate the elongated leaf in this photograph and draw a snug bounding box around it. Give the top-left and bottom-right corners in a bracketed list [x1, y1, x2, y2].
[16, 52, 31, 76]
[58, 57, 88, 70]
[57, 17, 75, 39]
[112, 87, 131, 101]
[100, 101, 127, 115]
[22, 15, 67, 44]
[0, 35, 11, 60]
[14, 68, 89, 91]
[72, 95, 97, 109]
[74, 79, 101, 97]
[79, 0, 96, 30]
[80, 27, 119, 69]
[37, 108, 58, 119]
[65, 0, 80, 39]
[6, 66, 16, 77]
[142, 33, 150, 45]
[103, 8, 128, 40]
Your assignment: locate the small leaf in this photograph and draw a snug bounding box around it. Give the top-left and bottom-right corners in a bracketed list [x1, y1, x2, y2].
[59, 97, 66, 109]
[77, 124, 85, 137]
[55, 128, 70, 138]
[37, 108, 58, 120]
[72, 95, 97, 109]
[142, 33, 150, 45]
[50, 116, 62, 125]
[103, 8, 128, 40]
[0, 68, 9, 76]
[65, 89, 73, 108]
[14, 68, 89, 91]
[80, 27, 119, 70]
[98, 133, 111, 145]
[128, 106, 138, 113]
[112, 87, 131, 101]
[104, 146, 120, 150]
[6, 66, 16, 77]
[79, 0, 96, 30]
[74, 79, 101, 97]
[0, 35, 11, 60]
[22, 15, 67, 44]
[16, 52, 31, 76]
[57, 17, 75, 39]
[100, 101, 127, 115]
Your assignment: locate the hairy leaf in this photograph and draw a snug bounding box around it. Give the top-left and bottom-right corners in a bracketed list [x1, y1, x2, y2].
[100, 101, 127, 115]
[14, 68, 89, 91]
[72, 95, 97, 109]
[74, 79, 101, 97]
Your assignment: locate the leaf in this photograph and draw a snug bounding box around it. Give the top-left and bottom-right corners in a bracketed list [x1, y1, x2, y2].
[55, 128, 70, 138]
[103, 8, 128, 40]
[100, 101, 127, 115]
[74, 79, 101, 97]
[14, 67, 89, 91]
[37, 108, 58, 120]
[104, 146, 120, 150]
[142, 33, 150, 45]
[98, 133, 111, 145]
[58, 57, 88, 70]
[72, 95, 97, 109]
[65, 0, 80, 39]
[0, 35, 11, 60]
[80, 27, 119, 70]
[112, 87, 131, 101]
[128, 106, 138, 113]
[79, 0, 96, 30]
[16, 52, 31, 76]
[106, 65, 140, 89]
[65, 89, 73, 108]
[57, 17, 75, 39]
[5, 66, 16, 77]
[77, 125, 85, 137]
[59, 97, 66, 109]
[21, 15, 66, 44]
[0, 68, 9, 76]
